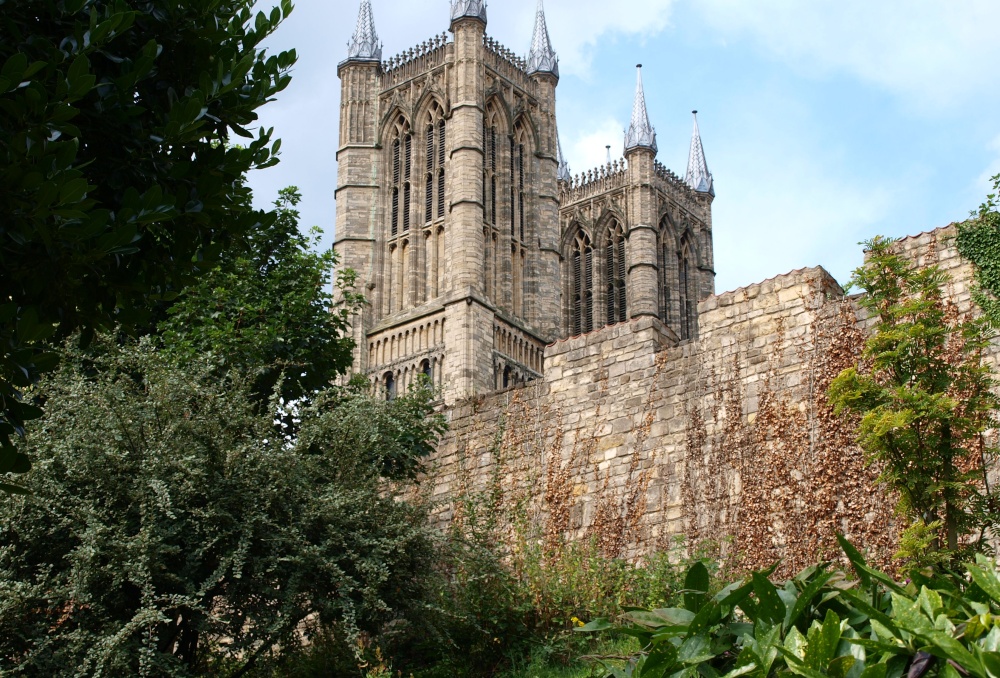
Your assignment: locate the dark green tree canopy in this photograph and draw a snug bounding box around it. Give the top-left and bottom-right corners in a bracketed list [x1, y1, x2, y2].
[0, 0, 294, 483]
[159, 187, 360, 407]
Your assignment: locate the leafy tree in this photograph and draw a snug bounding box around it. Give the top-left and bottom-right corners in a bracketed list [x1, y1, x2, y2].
[958, 173, 1000, 326]
[0, 0, 295, 486]
[828, 237, 998, 562]
[0, 340, 444, 676]
[159, 187, 361, 407]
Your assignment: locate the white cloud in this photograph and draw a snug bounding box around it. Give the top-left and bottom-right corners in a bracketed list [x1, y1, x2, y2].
[690, 0, 1000, 112]
[565, 117, 627, 175]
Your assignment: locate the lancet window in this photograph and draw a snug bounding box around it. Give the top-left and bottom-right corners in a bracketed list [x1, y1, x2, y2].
[384, 115, 412, 316]
[420, 102, 446, 304]
[569, 229, 594, 336]
[678, 233, 697, 340]
[604, 219, 627, 325]
[483, 102, 508, 306]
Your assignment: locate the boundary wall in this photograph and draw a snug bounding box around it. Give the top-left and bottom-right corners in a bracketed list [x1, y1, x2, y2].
[424, 226, 984, 575]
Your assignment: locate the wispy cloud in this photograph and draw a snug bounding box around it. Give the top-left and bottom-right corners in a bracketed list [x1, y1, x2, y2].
[691, 0, 1000, 113]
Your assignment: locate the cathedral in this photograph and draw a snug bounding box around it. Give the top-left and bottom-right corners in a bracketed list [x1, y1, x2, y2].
[335, 0, 716, 404]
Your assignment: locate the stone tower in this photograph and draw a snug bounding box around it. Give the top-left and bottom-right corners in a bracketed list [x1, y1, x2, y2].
[335, 0, 715, 403]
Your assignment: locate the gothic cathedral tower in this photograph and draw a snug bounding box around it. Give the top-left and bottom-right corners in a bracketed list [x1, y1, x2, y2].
[335, 0, 716, 404]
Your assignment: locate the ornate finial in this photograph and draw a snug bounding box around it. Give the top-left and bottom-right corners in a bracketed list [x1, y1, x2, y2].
[684, 110, 714, 196]
[558, 134, 571, 183]
[451, 0, 487, 25]
[347, 0, 382, 62]
[527, 0, 558, 78]
[624, 64, 657, 154]
[605, 145, 612, 165]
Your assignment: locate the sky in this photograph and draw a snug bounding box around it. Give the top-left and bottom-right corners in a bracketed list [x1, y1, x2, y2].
[246, 0, 1000, 295]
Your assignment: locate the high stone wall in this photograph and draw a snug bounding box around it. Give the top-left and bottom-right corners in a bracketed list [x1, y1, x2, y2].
[424, 225, 985, 577]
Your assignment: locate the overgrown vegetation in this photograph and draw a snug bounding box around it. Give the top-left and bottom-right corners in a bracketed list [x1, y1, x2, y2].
[828, 236, 999, 565]
[583, 536, 1000, 678]
[957, 173, 1000, 326]
[0, 341, 444, 676]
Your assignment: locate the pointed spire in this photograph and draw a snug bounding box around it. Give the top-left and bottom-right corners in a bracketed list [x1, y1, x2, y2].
[558, 134, 571, 183]
[527, 0, 558, 78]
[624, 65, 657, 154]
[347, 0, 381, 61]
[450, 0, 487, 25]
[685, 110, 714, 196]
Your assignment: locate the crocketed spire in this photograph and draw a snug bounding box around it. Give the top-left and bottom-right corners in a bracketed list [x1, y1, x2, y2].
[526, 0, 558, 77]
[623, 64, 656, 154]
[684, 110, 714, 196]
[557, 134, 571, 182]
[450, 0, 487, 25]
[347, 0, 381, 61]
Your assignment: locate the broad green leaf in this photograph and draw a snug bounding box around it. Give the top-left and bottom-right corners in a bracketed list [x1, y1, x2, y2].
[677, 634, 714, 665]
[967, 563, 1000, 606]
[684, 562, 710, 613]
[858, 664, 887, 678]
[753, 572, 786, 626]
[788, 570, 833, 631]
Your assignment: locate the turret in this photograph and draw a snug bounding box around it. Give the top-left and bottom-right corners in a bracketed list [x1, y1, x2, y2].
[526, 0, 561, 339]
[334, 0, 384, 376]
[623, 64, 657, 154]
[345, 0, 382, 62]
[623, 65, 659, 320]
[450, 0, 487, 27]
[684, 110, 714, 197]
[526, 0, 559, 78]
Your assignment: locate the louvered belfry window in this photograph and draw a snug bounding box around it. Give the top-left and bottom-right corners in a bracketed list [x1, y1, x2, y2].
[425, 125, 434, 221]
[678, 234, 696, 340]
[391, 138, 400, 236]
[423, 107, 446, 224]
[437, 120, 445, 218]
[605, 219, 627, 325]
[570, 230, 594, 336]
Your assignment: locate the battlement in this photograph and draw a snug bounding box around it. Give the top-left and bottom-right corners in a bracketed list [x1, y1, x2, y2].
[379, 32, 452, 89]
[482, 35, 536, 92]
[559, 159, 629, 201]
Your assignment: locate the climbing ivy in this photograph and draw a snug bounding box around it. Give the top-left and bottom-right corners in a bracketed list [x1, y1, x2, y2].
[957, 174, 1000, 326]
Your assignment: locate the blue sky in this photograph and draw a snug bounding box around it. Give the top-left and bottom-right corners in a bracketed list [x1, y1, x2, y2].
[247, 0, 1000, 295]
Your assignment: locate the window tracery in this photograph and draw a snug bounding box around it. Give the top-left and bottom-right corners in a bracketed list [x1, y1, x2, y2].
[604, 218, 627, 325]
[569, 228, 594, 336]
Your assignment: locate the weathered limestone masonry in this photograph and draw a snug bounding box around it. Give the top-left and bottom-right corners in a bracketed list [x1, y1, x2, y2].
[427, 225, 989, 577]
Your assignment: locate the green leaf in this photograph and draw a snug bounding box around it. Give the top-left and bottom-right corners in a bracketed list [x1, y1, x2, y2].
[684, 562, 710, 613]
[859, 663, 888, 678]
[967, 562, 1000, 606]
[753, 572, 786, 625]
[677, 634, 714, 665]
[787, 570, 833, 631]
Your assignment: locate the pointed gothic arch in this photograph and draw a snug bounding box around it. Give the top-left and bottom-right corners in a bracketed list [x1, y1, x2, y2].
[567, 226, 594, 336]
[383, 114, 412, 317]
[677, 229, 699, 340]
[602, 217, 627, 325]
[657, 213, 679, 327]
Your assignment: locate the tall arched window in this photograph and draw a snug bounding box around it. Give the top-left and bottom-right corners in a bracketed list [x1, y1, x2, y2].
[422, 102, 446, 304]
[678, 233, 697, 340]
[570, 229, 594, 335]
[385, 115, 411, 316]
[483, 102, 508, 307]
[658, 216, 675, 328]
[604, 219, 627, 325]
[512, 120, 529, 315]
